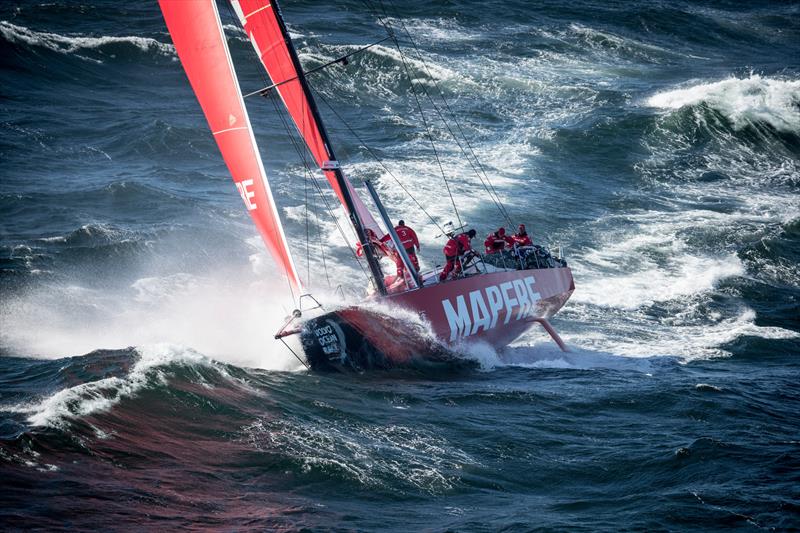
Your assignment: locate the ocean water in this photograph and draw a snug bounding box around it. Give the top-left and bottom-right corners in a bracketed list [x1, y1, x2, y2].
[1, 0, 799, 530]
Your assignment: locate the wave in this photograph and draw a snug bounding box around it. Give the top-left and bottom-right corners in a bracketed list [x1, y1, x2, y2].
[3, 344, 228, 429]
[37, 222, 132, 246]
[0, 20, 174, 62]
[383, 17, 483, 44]
[241, 414, 476, 494]
[566, 23, 678, 64]
[646, 75, 800, 134]
[456, 339, 661, 373]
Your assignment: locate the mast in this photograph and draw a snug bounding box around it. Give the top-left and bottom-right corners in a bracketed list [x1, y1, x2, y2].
[364, 179, 420, 289]
[268, 2, 387, 295]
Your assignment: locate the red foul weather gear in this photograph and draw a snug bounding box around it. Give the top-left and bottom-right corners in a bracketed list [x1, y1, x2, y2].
[439, 232, 474, 281]
[443, 236, 459, 257]
[439, 237, 460, 281]
[439, 253, 462, 281]
[394, 225, 420, 252]
[484, 230, 514, 254]
[513, 232, 532, 247]
[514, 224, 532, 247]
[356, 229, 389, 258]
[456, 232, 473, 253]
[379, 224, 421, 280]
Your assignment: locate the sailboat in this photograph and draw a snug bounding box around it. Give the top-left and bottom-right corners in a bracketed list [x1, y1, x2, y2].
[158, 0, 574, 371]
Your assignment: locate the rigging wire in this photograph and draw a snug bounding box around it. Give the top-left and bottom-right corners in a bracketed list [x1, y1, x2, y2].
[363, 0, 515, 228]
[224, 0, 371, 290]
[369, 0, 464, 231]
[300, 84, 312, 286]
[265, 89, 373, 288]
[308, 81, 444, 234]
[310, 185, 332, 288]
[382, 0, 514, 227]
[303, 123, 311, 285]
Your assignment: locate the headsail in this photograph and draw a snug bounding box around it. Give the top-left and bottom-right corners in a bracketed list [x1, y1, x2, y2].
[159, 0, 303, 295]
[230, 0, 383, 237]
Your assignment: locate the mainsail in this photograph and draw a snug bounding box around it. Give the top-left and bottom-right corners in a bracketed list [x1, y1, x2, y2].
[159, 0, 303, 295]
[230, 0, 383, 237]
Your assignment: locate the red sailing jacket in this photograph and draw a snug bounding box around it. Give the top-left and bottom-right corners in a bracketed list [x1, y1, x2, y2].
[484, 232, 514, 253]
[381, 225, 420, 251]
[356, 231, 389, 258]
[395, 225, 419, 251]
[443, 237, 459, 257]
[513, 232, 532, 247]
[443, 232, 473, 258]
[456, 233, 472, 253]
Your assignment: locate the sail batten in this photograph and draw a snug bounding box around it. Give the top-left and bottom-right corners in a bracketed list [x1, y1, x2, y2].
[159, 0, 303, 296]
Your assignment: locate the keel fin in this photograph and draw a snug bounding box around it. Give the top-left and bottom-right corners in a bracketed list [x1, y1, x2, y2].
[529, 318, 569, 352]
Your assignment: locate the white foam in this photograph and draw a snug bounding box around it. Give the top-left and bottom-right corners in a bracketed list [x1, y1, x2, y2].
[0, 21, 175, 62]
[575, 252, 744, 311]
[0, 267, 309, 371]
[561, 305, 798, 360]
[568, 23, 674, 62]
[242, 416, 476, 493]
[4, 344, 221, 428]
[380, 17, 482, 44]
[646, 75, 800, 133]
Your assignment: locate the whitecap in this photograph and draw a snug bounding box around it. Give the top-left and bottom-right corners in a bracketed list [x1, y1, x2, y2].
[0, 20, 175, 62]
[646, 74, 800, 133]
[5, 344, 219, 429]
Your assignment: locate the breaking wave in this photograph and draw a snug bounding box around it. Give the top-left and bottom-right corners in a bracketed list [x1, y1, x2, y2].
[0, 20, 174, 62]
[5, 344, 225, 429]
[646, 74, 800, 134]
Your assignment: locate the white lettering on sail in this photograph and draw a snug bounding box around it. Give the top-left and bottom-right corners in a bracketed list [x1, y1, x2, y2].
[443, 295, 471, 342]
[235, 179, 257, 210]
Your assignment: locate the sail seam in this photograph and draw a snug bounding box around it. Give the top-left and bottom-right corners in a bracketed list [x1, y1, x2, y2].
[244, 4, 272, 19]
[212, 126, 248, 135]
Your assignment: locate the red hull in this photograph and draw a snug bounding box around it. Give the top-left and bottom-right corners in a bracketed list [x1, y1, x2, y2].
[387, 267, 574, 348]
[297, 267, 574, 371]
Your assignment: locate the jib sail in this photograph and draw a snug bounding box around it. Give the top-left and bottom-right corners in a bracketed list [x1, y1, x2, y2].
[159, 0, 303, 295]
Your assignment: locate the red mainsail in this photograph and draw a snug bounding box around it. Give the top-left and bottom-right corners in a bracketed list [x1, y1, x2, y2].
[231, 0, 382, 236]
[159, 0, 303, 295]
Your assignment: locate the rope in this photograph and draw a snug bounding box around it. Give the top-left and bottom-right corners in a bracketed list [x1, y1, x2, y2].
[308, 81, 444, 234]
[265, 90, 373, 288]
[373, 0, 463, 231]
[382, 0, 514, 227]
[278, 337, 310, 370]
[310, 185, 332, 288]
[361, 0, 515, 228]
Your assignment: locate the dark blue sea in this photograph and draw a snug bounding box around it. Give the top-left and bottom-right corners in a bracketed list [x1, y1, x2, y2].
[2, 0, 799, 530]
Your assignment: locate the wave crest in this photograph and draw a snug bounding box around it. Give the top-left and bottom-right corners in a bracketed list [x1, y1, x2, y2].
[4, 345, 223, 429]
[0, 21, 174, 62]
[646, 75, 800, 133]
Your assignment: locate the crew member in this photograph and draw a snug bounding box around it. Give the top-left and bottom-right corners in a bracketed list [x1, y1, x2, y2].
[356, 228, 389, 258]
[439, 228, 476, 281]
[484, 227, 514, 254]
[380, 220, 421, 279]
[513, 224, 532, 247]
